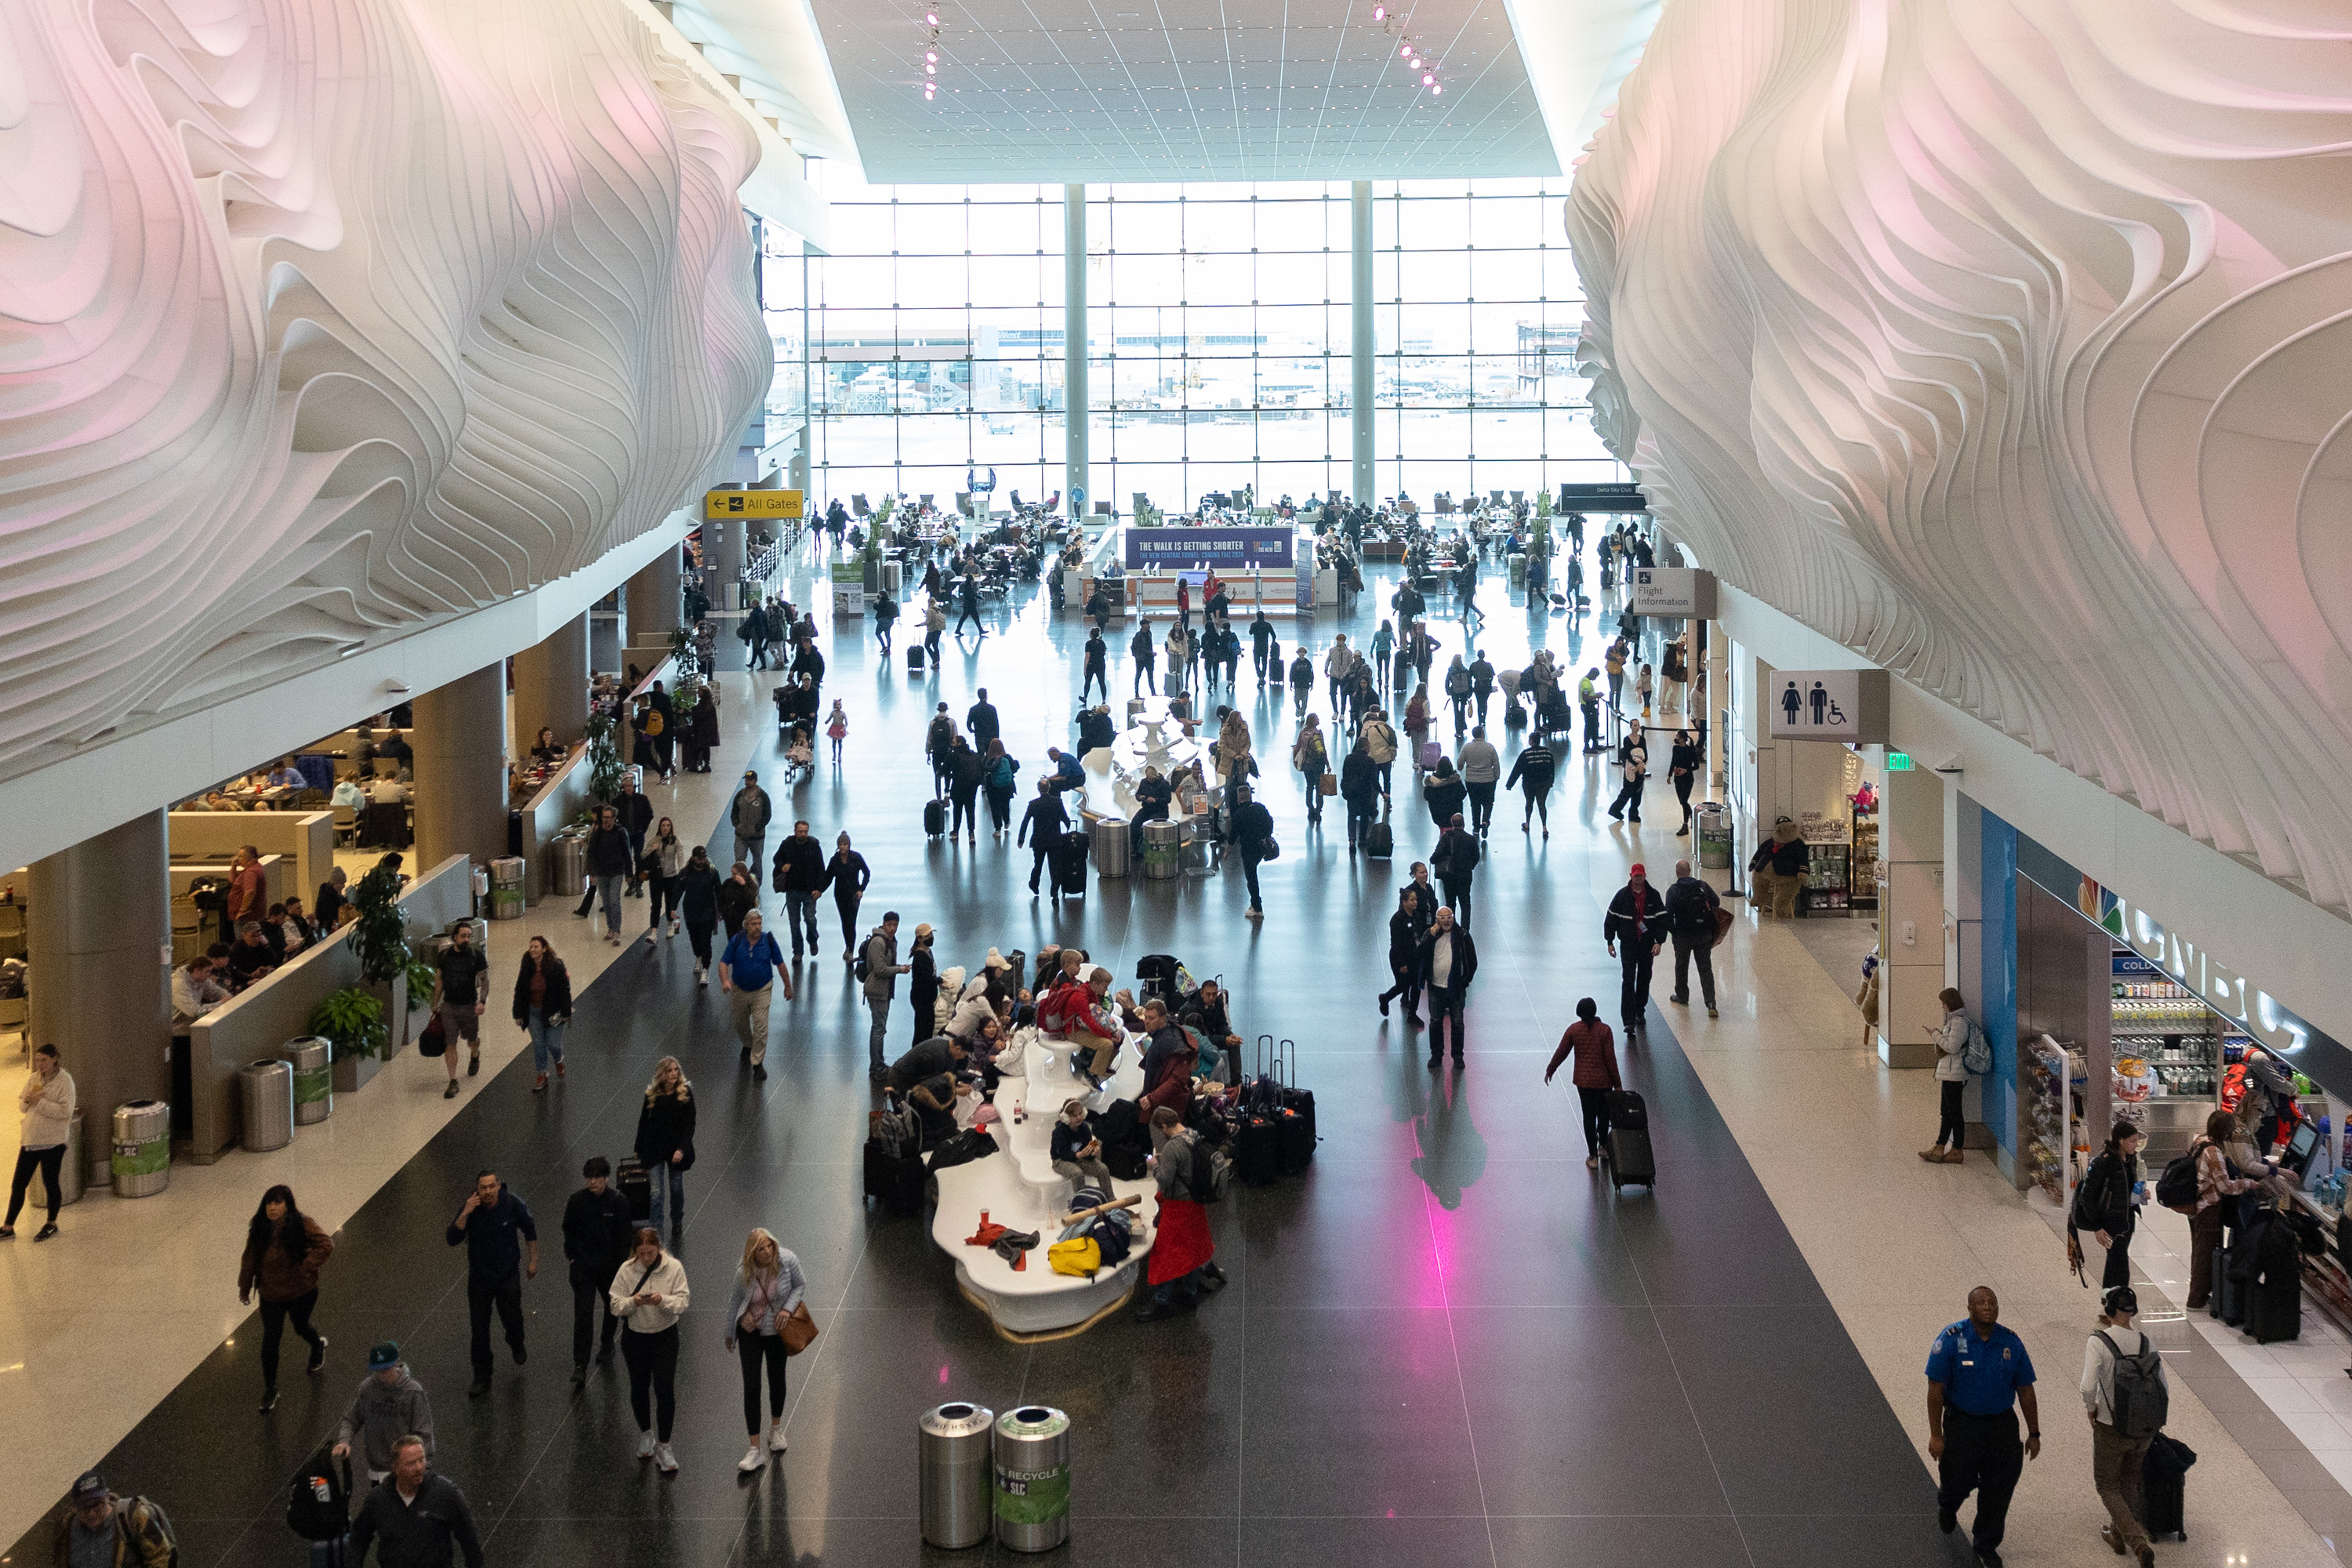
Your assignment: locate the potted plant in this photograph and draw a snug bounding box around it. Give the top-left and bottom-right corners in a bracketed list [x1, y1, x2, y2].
[582, 712, 623, 804]
[312, 987, 387, 1094]
[333, 862, 409, 1091]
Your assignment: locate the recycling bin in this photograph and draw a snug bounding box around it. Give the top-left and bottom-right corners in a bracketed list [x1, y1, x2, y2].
[281, 1036, 333, 1126]
[1697, 804, 1731, 871]
[489, 856, 526, 920]
[1141, 819, 1182, 881]
[993, 1406, 1070, 1553]
[111, 1099, 172, 1198]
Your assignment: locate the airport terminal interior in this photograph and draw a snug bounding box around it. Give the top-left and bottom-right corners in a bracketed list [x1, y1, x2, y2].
[5, 1, 2351, 1566]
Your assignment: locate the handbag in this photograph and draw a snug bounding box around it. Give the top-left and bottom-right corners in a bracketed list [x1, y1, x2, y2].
[1711, 905, 1735, 949]
[1316, 772, 1338, 797]
[779, 1300, 820, 1355]
[418, 1011, 447, 1058]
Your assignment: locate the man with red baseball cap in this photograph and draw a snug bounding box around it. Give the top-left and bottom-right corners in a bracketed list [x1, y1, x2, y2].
[1604, 863, 1669, 1038]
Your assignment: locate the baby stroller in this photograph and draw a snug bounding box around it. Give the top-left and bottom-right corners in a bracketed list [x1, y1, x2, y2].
[781, 724, 815, 785]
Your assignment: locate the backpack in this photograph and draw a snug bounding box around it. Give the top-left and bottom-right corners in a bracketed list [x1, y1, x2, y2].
[2096, 1330, 2169, 1439]
[2154, 1142, 2206, 1214]
[870, 1097, 919, 1159]
[641, 709, 663, 736]
[1960, 1018, 1992, 1076]
[1191, 1140, 1232, 1204]
[285, 1447, 350, 1541]
[855, 933, 877, 983]
[2074, 1152, 2129, 1232]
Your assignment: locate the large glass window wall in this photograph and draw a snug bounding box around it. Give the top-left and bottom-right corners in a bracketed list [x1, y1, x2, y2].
[793, 173, 1624, 512]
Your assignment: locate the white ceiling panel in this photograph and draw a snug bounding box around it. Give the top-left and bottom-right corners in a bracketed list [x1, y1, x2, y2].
[806, 0, 1559, 182]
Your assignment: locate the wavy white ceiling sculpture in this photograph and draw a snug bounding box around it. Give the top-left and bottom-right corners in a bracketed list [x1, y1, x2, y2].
[1569, 0, 2352, 914]
[0, 0, 769, 782]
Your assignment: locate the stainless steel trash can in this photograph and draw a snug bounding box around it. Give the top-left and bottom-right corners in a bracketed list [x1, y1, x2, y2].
[1141, 818, 1182, 880]
[27, 1116, 83, 1209]
[993, 1406, 1070, 1552]
[241, 1059, 295, 1152]
[488, 856, 526, 920]
[281, 1036, 333, 1126]
[919, 1402, 995, 1549]
[111, 1100, 172, 1197]
[550, 831, 588, 898]
[1089, 817, 1131, 880]
[1697, 804, 1731, 871]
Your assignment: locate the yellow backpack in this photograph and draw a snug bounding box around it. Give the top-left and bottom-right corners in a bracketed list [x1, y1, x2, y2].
[1047, 1237, 1101, 1277]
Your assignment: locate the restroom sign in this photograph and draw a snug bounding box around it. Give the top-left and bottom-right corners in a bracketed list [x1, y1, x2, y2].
[1766, 668, 1889, 743]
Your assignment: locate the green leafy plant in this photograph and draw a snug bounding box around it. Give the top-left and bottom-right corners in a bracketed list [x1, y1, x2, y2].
[345, 864, 409, 986]
[583, 712, 623, 804]
[405, 955, 438, 1011]
[307, 986, 387, 1062]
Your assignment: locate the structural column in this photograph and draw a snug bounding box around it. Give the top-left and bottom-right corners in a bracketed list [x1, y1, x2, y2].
[1351, 180, 1374, 507]
[626, 547, 682, 661]
[412, 663, 510, 874]
[28, 810, 170, 1180]
[1063, 184, 1088, 520]
[1877, 767, 1946, 1069]
[511, 612, 590, 753]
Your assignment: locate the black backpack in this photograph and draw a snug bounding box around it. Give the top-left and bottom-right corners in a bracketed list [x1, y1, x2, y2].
[285, 1446, 350, 1541]
[2154, 1142, 2206, 1214]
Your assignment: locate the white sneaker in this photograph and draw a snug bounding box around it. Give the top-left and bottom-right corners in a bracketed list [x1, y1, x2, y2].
[643, 928, 658, 945]
[695, 965, 706, 987]
[655, 1443, 679, 1474]
[636, 1432, 657, 1461]
[669, 920, 681, 937]
[738, 1444, 767, 1472]
[768, 1418, 788, 1452]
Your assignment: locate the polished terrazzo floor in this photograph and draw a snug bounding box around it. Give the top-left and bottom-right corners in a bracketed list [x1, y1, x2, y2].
[13, 539, 1953, 1567]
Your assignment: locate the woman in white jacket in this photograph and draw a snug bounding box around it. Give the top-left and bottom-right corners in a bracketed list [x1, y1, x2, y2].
[4, 1044, 75, 1240]
[610, 1228, 690, 1472]
[724, 1228, 808, 1472]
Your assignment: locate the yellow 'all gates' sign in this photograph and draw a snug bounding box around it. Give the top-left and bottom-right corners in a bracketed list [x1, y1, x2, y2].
[704, 489, 803, 520]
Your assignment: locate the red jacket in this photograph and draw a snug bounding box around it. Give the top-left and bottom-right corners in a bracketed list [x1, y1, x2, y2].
[1548, 1020, 1621, 1090]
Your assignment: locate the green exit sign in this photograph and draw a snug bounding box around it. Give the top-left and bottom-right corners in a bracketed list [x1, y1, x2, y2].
[1886, 751, 1914, 771]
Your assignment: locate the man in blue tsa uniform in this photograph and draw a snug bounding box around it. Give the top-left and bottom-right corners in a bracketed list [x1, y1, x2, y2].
[1926, 1285, 2042, 1568]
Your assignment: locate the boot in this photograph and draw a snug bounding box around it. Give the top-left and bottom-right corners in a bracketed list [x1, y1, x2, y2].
[1940, 1148, 1965, 1164]
[1918, 1148, 1947, 1163]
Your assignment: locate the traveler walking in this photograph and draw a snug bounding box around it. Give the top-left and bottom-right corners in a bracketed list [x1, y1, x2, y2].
[583, 805, 633, 949]
[771, 820, 826, 960]
[2071, 1121, 2146, 1293]
[52, 1469, 177, 1568]
[1417, 906, 1478, 1067]
[1505, 734, 1555, 836]
[1229, 785, 1276, 921]
[861, 913, 910, 1077]
[1376, 886, 1429, 1025]
[1607, 732, 1648, 823]
[445, 1170, 537, 1397]
[1081, 627, 1109, 703]
[510, 935, 574, 1094]
[332, 1343, 434, 1483]
[562, 1158, 633, 1384]
[1420, 757, 1466, 832]
[1291, 716, 1330, 828]
[1603, 864, 1667, 1037]
[1362, 707, 1399, 801]
[1288, 646, 1314, 713]
[1325, 635, 1355, 716]
[1433, 814, 1479, 927]
[612, 1228, 690, 1475]
[717, 859, 759, 943]
[238, 1182, 332, 1410]
[1542, 998, 1621, 1167]
[1468, 650, 1494, 724]
[946, 736, 985, 844]
[1922, 987, 1977, 1163]
[1135, 1106, 1225, 1322]
[634, 1060, 697, 1243]
[725, 1227, 808, 1471]
[826, 833, 870, 957]
[1131, 618, 1158, 695]
[924, 597, 947, 666]
[1020, 779, 1069, 893]
[1250, 608, 1276, 684]
[826, 700, 848, 767]
[967, 688, 1000, 751]
[347, 1436, 481, 1566]
[1926, 1287, 2042, 1568]
[3, 1042, 74, 1241]
[641, 817, 684, 940]
[1443, 655, 1472, 732]
[729, 771, 772, 872]
[982, 740, 1020, 836]
[1340, 735, 1380, 851]
[1457, 725, 1501, 835]
[1668, 729, 1702, 833]
[873, 590, 897, 658]
[431, 920, 488, 1099]
[613, 775, 654, 895]
[678, 848, 721, 987]
[2082, 1285, 2165, 1568]
[1663, 858, 1721, 1017]
[719, 913, 791, 1080]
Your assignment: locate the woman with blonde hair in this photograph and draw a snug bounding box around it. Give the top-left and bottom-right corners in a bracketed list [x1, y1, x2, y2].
[633, 1058, 695, 1245]
[724, 1227, 809, 1471]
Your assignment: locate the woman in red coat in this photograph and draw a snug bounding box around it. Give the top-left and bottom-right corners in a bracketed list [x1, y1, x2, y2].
[1138, 1107, 1222, 1323]
[1543, 997, 1621, 1169]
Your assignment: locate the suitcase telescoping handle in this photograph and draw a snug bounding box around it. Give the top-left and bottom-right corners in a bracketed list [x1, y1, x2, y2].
[1279, 1039, 1298, 1091]
[1256, 1033, 1275, 1081]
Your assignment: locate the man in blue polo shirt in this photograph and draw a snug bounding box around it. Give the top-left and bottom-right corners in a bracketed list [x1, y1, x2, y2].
[720, 908, 793, 1081]
[1926, 1286, 2042, 1568]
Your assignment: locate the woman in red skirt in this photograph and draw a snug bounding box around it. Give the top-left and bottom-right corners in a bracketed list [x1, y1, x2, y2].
[1138, 1106, 1224, 1322]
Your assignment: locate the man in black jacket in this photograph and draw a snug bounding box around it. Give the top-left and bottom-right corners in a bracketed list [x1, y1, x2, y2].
[1604, 863, 1669, 1037]
[1249, 609, 1276, 684]
[1377, 884, 1432, 1024]
[1433, 813, 1480, 927]
[1417, 906, 1478, 1067]
[1179, 980, 1243, 1085]
[613, 776, 655, 895]
[348, 1437, 483, 1568]
[1229, 785, 1275, 919]
[926, 704, 959, 799]
[1664, 856, 1722, 1018]
[1076, 706, 1116, 757]
[946, 739, 986, 844]
[1130, 619, 1157, 696]
[1082, 629, 1109, 703]
[583, 805, 633, 948]
[561, 1157, 633, 1381]
[967, 689, 1000, 751]
[1018, 780, 1069, 895]
[770, 820, 828, 959]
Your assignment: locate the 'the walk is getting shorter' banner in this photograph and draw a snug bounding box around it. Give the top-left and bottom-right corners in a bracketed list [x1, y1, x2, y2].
[1121, 527, 1294, 572]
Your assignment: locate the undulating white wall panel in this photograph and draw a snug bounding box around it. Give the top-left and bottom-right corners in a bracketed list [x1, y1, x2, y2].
[1569, 0, 2352, 913]
[0, 0, 768, 779]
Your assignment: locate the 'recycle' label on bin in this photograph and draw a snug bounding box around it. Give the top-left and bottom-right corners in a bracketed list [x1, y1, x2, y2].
[993, 1463, 1070, 1524]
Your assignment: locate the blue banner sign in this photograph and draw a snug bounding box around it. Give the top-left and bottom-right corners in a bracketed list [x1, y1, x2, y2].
[1123, 527, 1294, 571]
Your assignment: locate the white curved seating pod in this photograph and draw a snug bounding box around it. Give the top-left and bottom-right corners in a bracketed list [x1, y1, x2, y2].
[1567, 0, 2352, 915]
[929, 1030, 1158, 1339]
[0, 0, 769, 779]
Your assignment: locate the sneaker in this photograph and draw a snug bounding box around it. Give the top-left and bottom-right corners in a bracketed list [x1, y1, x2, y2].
[644, 929, 658, 945]
[467, 1051, 480, 1076]
[33, 1222, 56, 1242]
[670, 920, 681, 936]
[1706, 1005, 1718, 1018]
[308, 1337, 328, 1374]
[655, 1443, 679, 1474]
[1585, 1156, 1599, 1169]
[470, 1380, 489, 1398]
[1378, 993, 1390, 1017]
[1669, 994, 1688, 1006]
[533, 1074, 548, 1093]
[2100, 1526, 2124, 1556]
[769, 1418, 788, 1452]
[695, 964, 707, 985]
[2135, 1548, 2154, 1568]
[557, 1060, 565, 1080]
[739, 1445, 767, 1473]
[443, 1081, 460, 1099]
[259, 1387, 278, 1413]
[572, 1366, 587, 1388]
[753, 1063, 768, 1081]
[1918, 1149, 1947, 1163]
[636, 1432, 658, 1461]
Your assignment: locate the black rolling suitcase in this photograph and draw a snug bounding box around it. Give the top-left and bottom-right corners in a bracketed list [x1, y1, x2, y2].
[616, 1155, 652, 1221]
[924, 798, 947, 837]
[2137, 1433, 2194, 1541]
[1604, 1089, 1655, 1190]
[1272, 1036, 1317, 1173]
[2209, 1247, 2246, 1327]
[907, 644, 925, 672]
[2251, 1272, 2303, 1344]
[862, 1137, 923, 1215]
[1052, 832, 1089, 895]
[1236, 1111, 1281, 1186]
[1363, 818, 1394, 857]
